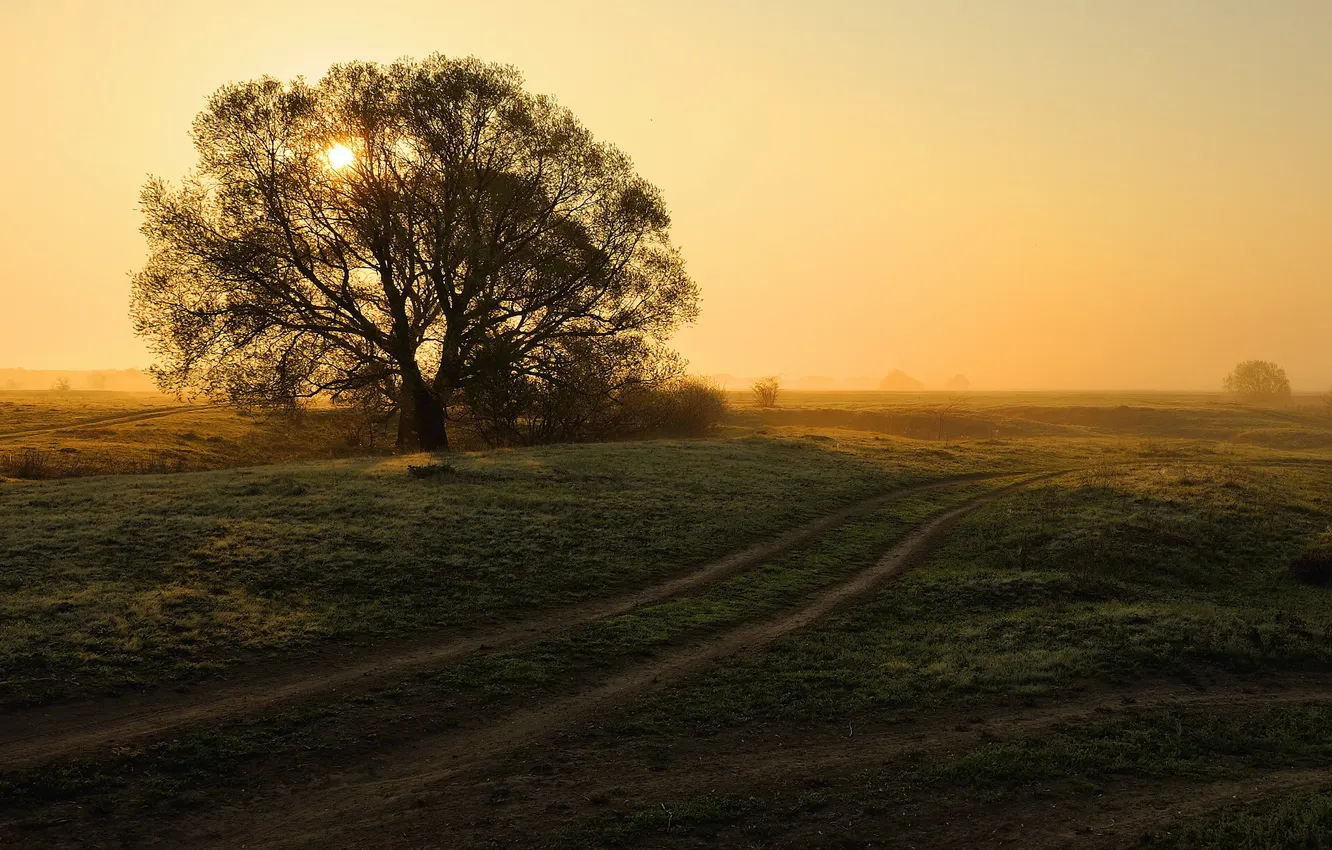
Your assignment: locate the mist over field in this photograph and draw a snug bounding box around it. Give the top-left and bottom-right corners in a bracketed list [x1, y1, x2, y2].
[4, 1, 1332, 391]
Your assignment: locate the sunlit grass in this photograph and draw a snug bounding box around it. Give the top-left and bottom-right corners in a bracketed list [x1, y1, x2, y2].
[0, 435, 1040, 706]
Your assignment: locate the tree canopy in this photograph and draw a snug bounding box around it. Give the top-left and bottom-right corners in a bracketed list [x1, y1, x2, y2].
[132, 55, 698, 450]
[1223, 360, 1291, 403]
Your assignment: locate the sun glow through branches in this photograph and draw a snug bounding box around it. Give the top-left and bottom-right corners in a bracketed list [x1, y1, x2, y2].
[326, 143, 355, 169]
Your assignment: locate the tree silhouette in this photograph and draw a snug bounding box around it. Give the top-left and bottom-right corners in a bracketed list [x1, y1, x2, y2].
[1223, 360, 1291, 404]
[751, 376, 780, 408]
[132, 56, 697, 450]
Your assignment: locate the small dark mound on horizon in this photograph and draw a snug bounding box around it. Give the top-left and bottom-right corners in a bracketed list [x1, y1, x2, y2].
[1291, 534, 1332, 586]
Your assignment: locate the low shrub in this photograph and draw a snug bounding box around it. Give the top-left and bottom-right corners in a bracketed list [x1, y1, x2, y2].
[618, 377, 729, 438]
[751, 376, 780, 408]
[0, 448, 59, 478]
[0, 448, 189, 480]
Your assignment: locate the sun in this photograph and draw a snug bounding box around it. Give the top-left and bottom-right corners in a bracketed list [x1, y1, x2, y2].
[326, 143, 355, 170]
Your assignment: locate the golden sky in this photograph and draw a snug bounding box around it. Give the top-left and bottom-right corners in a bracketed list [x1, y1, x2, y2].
[2, 0, 1329, 389]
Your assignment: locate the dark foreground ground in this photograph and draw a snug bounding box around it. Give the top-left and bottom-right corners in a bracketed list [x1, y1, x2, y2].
[4, 393, 1332, 848]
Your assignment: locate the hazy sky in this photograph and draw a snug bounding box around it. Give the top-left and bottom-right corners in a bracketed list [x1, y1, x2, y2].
[2, 0, 1329, 389]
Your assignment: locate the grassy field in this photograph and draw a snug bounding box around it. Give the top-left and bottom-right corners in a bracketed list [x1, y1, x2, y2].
[0, 436, 1040, 707]
[3, 391, 1332, 847]
[0, 391, 183, 431]
[727, 388, 1332, 448]
[549, 460, 1332, 846]
[0, 390, 392, 478]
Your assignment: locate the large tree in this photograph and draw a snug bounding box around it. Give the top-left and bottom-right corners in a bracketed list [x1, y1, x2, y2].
[1223, 359, 1291, 404]
[132, 56, 697, 450]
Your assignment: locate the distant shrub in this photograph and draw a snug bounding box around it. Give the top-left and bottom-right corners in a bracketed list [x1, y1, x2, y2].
[1223, 360, 1291, 405]
[944, 373, 970, 391]
[752, 376, 780, 408]
[1, 448, 57, 479]
[52, 377, 71, 392]
[0, 448, 188, 480]
[879, 369, 924, 391]
[1291, 534, 1332, 587]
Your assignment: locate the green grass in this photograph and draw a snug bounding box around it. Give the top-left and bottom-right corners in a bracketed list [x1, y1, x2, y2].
[925, 702, 1332, 789]
[0, 435, 1045, 706]
[536, 456, 1332, 847]
[8, 393, 1332, 846]
[606, 461, 1332, 738]
[1141, 787, 1332, 849]
[0, 482, 1008, 810]
[570, 701, 1332, 849]
[0, 391, 181, 433]
[0, 391, 399, 478]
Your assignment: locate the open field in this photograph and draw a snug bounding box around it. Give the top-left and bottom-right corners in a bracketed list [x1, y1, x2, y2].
[6, 388, 1332, 478]
[0, 392, 183, 433]
[0, 391, 391, 478]
[728, 389, 1332, 448]
[3, 393, 1332, 847]
[727, 389, 1332, 410]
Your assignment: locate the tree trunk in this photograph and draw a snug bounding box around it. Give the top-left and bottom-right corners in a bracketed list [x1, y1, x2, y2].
[397, 368, 449, 452]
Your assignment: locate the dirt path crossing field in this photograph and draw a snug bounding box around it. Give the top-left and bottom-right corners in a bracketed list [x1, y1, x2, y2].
[0, 472, 1025, 769]
[187, 475, 1056, 848]
[0, 404, 212, 441]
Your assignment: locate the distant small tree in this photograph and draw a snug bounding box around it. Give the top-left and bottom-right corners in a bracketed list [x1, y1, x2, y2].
[752, 376, 780, 408]
[52, 377, 71, 392]
[879, 369, 923, 391]
[944, 374, 970, 391]
[935, 394, 968, 442]
[1223, 360, 1291, 404]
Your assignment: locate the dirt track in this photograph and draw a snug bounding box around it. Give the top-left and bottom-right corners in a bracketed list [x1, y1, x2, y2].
[0, 404, 211, 441]
[183, 475, 1055, 848]
[12, 467, 1319, 849]
[0, 472, 1022, 769]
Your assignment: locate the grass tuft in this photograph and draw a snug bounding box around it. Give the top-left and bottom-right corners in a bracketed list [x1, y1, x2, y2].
[406, 460, 455, 479]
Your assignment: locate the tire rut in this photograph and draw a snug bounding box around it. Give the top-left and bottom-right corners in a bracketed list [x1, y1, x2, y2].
[0, 404, 212, 441]
[0, 471, 1024, 769]
[193, 473, 1057, 849]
